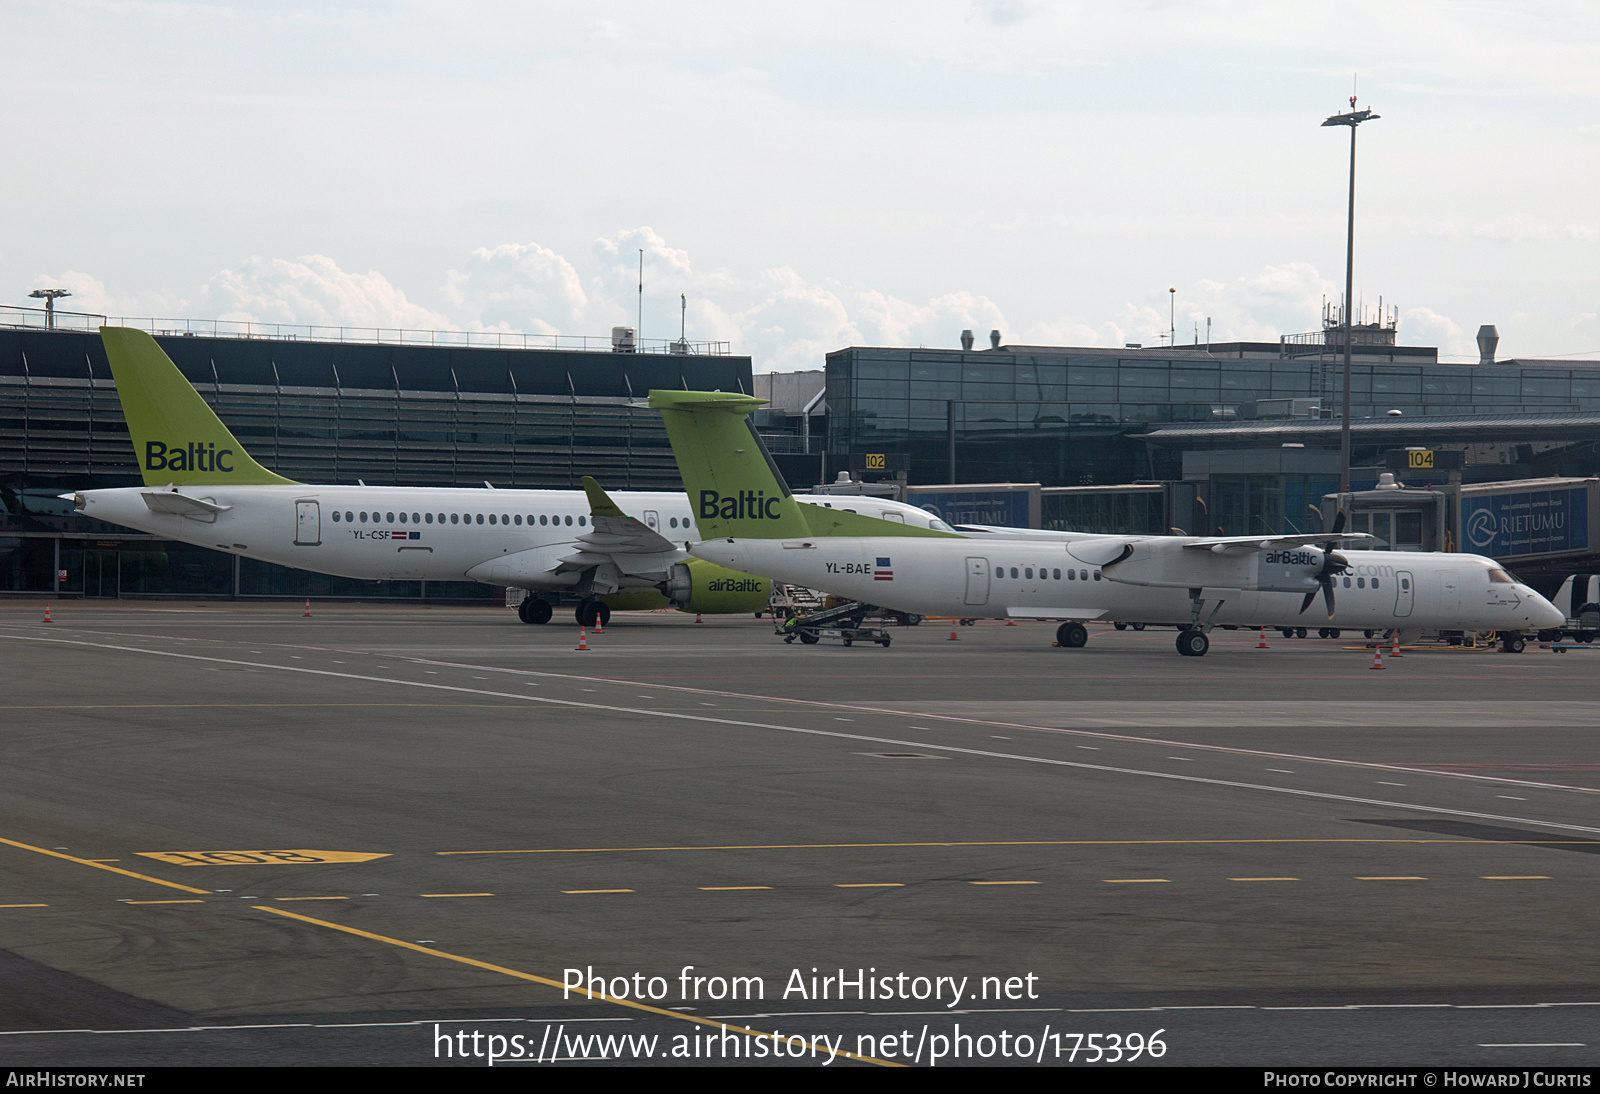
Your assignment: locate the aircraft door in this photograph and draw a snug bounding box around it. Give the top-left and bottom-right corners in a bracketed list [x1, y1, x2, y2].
[1393, 570, 1414, 618]
[294, 500, 321, 546]
[644, 511, 659, 531]
[965, 556, 990, 606]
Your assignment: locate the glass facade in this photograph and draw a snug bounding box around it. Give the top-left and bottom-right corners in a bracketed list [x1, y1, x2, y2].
[827, 345, 1600, 488]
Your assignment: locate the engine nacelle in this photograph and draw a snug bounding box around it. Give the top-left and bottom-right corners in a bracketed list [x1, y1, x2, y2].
[1099, 540, 1339, 595]
[660, 558, 770, 614]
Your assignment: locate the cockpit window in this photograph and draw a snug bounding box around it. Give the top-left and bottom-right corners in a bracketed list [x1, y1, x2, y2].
[1488, 568, 1514, 583]
[929, 518, 955, 532]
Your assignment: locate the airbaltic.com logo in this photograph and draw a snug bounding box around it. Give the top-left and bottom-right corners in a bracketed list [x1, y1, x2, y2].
[700, 490, 782, 520]
[145, 441, 234, 473]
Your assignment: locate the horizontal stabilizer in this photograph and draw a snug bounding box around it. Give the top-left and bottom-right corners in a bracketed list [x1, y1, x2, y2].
[141, 490, 233, 523]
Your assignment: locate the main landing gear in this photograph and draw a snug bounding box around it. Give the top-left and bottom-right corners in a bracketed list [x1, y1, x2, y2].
[1055, 622, 1088, 648]
[1175, 629, 1210, 657]
[517, 597, 553, 625]
[575, 600, 611, 628]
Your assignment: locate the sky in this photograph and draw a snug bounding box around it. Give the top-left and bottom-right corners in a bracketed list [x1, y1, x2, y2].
[4, 1, 1598, 370]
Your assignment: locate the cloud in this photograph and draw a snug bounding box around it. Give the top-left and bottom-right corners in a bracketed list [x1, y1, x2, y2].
[444, 242, 588, 335]
[204, 255, 452, 329]
[26, 270, 186, 318]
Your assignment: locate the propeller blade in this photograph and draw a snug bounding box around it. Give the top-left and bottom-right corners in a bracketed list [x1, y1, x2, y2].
[1299, 590, 1317, 615]
[1322, 577, 1336, 617]
[1330, 509, 1346, 536]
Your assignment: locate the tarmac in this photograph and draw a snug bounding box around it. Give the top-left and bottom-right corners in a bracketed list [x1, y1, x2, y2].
[1, 602, 1597, 1067]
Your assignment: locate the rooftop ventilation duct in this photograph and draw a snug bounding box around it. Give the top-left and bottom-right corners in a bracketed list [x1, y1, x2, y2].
[1477, 325, 1499, 365]
[960, 329, 974, 351]
[989, 329, 1001, 350]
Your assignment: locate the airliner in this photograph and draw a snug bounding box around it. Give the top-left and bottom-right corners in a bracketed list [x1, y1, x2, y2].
[647, 389, 1565, 656]
[68, 327, 955, 626]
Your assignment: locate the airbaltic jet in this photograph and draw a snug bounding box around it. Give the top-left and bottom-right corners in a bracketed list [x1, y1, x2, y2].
[68, 327, 955, 626]
[648, 389, 1564, 656]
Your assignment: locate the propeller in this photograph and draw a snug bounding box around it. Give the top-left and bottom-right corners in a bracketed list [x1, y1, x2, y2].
[1298, 511, 1351, 617]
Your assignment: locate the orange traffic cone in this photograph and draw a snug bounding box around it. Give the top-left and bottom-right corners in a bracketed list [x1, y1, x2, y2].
[948, 626, 960, 640]
[694, 613, 703, 624]
[576, 627, 589, 651]
[1370, 645, 1384, 670]
[42, 603, 52, 624]
[1005, 620, 1016, 626]
[1390, 631, 1402, 658]
[594, 617, 603, 634]
[1256, 626, 1268, 648]
[303, 599, 312, 618]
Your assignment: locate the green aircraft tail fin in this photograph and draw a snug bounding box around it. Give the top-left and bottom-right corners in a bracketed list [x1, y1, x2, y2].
[100, 327, 297, 487]
[646, 389, 957, 541]
[648, 390, 813, 539]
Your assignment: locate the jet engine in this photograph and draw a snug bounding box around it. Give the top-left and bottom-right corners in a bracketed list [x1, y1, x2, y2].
[659, 558, 770, 615]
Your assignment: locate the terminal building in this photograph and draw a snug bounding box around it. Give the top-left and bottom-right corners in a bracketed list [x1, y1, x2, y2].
[0, 306, 749, 599]
[6, 302, 1600, 599]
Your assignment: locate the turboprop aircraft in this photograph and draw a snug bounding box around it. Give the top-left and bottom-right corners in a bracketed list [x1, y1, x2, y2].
[648, 389, 1565, 656]
[66, 327, 954, 626]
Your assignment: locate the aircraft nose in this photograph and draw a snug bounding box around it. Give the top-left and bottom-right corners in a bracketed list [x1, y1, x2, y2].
[1527, 589, 1564, 630]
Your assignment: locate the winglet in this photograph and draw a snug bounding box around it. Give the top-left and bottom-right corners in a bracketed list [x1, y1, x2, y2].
[99, 326, 298, 487]
[580, 475, 626, 519]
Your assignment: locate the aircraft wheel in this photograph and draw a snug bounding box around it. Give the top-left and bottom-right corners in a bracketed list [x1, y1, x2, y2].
[1176, 629, 1210, 657]
[880, 635, 891, 647]
[1056, 622, 1088, 648]
[1364, 629, 1375, 639]
[1131, 622, 1146, 631]
[904, 614, 923, 626]
[843, 637, 853, 647]
[517, 597, 535, 623]
[524, 598, 552, 625]
[1295, 627, 1307, 639]
[1318, 627, 1331, 639]
[1329, 628, 1340, 639]
[1280, 628, 1295, 639]
[1500, 632, 1525, 654]
[575, 601, 600, 627]
[799, 632, 820, 645]
[1114, 622, 1128, 630]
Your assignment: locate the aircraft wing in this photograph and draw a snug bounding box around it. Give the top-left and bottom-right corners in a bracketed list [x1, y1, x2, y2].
[1180, 532, 1375, 555]
[548, 477, 686, 579]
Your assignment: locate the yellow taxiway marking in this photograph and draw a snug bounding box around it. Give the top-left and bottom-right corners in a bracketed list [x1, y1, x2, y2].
[138, 850, 390, 866]
[1482, 875, 1551, 880]
[122, 899, 206, 905]
[969, 881, 1039, 886]
[1104, 879, 1170, 884]
[440, 837, 1600, 856]
[1231, 877, 1300, 882]
[1357, 876, 1427, 881]
[0, 903, 48, 908]
[561, 889, 633, 894]
[699, 886, 772, 891]
[275, 896, 350, 901]
[254, 905, 898, 1067]
[0, 835, 211, 895]
[835, 883, 904, 888]
[420, 893, 494, 898]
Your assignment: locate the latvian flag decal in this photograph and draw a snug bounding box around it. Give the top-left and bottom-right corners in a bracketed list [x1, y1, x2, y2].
[874, 557, 894, 581]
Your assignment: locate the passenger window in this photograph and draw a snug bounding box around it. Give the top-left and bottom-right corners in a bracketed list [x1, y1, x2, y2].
[413, 513, 420, 523]
[1080, 570, 1088, 581]
[346, 511, 354, 522]
[1053, 569, 1061, 580]
[386, 512, 394, 523]
[1025, 568, 1034, 579]
[1010, 567, 1019, 579]
[565, 515, 573, 526]
[450, 513, 459, 524]
[398, 512, 407, 523]
[1372, 578, 1380, 588]
[1093, 571, 1101, 580]
[540, 515, 548, 525]
[1068, 569, 1075, 580]
[1343, 577, 1350, 587]
[514, 515, 522, 525]
[502, 514, 509, 525]
[994, 567, 1003, 578]
[332, 511, 341, 522]
[1357, 577, 1366, 588]
[425, 513, 433, 524]
[579, 516, 587, 526]
[359, 511, 368, 522]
